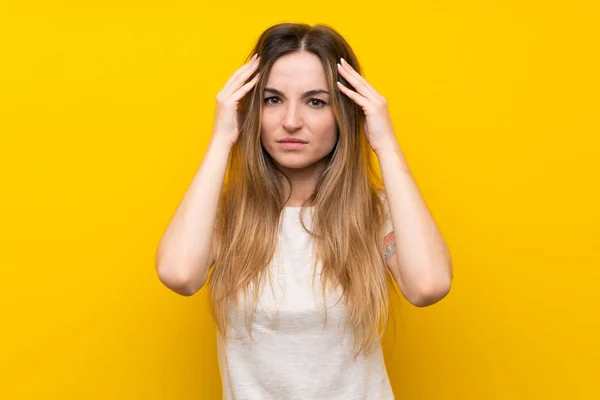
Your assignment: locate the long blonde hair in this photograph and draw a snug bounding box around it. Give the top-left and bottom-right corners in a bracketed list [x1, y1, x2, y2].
[209, 22, 398, 358]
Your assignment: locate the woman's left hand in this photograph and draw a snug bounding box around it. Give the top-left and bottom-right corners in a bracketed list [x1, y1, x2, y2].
[336, 58, 398, 155]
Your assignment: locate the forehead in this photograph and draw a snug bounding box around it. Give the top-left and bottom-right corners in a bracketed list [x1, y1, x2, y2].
[266, 52, 328, 90]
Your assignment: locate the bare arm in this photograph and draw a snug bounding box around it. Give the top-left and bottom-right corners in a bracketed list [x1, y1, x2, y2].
[155, 53, 260, 296]
[155, 137, 231, 296]
[378, 141, 453, 307]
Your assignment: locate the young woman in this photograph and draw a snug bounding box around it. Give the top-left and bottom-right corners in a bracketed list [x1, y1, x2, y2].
[156, 22, 453, 399]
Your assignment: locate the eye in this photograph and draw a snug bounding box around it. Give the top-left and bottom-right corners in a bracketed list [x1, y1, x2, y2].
[263, 97, 327, 108]
[308, 99, 327, 108]
[264, 96, 280, 105]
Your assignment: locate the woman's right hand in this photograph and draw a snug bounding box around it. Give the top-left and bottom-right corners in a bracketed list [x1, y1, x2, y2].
[211, 53, 261, 148]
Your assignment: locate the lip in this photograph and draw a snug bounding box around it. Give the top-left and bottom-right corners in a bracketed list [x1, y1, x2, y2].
[279, 141, 306, 150]
[278, 138, 308, 143]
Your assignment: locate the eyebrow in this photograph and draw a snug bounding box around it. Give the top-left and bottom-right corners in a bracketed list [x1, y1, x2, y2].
[264, 87, 329, 98]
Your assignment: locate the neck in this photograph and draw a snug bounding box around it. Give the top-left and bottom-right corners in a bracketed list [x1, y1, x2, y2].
[278, 159, 326, 207]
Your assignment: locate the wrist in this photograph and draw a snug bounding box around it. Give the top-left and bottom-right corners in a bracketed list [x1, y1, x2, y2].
[374, 141, 401, 159]
[209, 136, 234, 153]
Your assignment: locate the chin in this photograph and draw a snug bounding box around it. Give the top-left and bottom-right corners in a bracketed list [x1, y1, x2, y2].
[275, 159, 312, 170]
[272, 154, 315, 169]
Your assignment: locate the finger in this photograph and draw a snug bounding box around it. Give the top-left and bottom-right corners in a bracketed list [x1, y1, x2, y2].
[223, 57, 255, 88]
[228, 64, 260, 99]
[222, 57, 259, 95]
[337, 61, 382, 101]
[337, 80, 369, 109]
[230, 72, 261, 102]
[337, 62, 379, 100]
[222, 57, 260, 96]
[337, 59, 378, 96]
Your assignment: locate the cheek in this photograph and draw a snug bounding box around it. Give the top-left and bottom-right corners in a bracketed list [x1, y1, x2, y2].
[319, 116, 338, 144]
[260, 112, 277, 136]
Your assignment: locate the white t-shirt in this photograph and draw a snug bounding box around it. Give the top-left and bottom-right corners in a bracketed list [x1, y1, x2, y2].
[217, 205, 395, 399]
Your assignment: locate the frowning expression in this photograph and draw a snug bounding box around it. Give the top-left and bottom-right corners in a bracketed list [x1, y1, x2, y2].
[260, 51, 338, 169]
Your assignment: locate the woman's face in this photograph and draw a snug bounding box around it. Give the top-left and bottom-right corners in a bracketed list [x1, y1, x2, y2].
[260, 51, 338, 171]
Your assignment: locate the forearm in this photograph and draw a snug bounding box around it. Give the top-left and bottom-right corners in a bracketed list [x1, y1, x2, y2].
[376, 141, 453, 305]
[155, 137, 231, 295]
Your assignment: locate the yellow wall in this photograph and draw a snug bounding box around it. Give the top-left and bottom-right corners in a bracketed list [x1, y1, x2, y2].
[1, 1, 598, 398]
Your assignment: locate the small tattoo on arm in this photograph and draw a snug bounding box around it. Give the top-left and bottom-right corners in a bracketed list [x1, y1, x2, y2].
[384, 232, 396, 264]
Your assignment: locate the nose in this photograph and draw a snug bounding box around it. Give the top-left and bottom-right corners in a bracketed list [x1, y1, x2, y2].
[282, 103, 303, 132]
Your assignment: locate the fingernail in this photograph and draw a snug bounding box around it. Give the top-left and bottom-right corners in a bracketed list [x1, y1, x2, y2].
[252, 53, 258, 60]
[340, 58, 346, 65]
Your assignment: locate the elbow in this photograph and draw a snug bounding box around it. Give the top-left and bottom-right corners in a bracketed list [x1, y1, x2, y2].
[409, 268, 453, 308]
[156, 264, 206, 297]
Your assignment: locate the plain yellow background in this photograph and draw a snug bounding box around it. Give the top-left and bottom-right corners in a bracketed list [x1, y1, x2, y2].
[1, 1, 598, 399]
